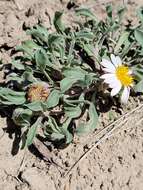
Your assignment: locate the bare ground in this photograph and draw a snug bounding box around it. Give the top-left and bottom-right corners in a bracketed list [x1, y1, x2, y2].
[0, 0, 143, 190]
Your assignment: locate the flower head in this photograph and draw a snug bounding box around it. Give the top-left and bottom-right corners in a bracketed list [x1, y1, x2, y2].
[27, 83, 49, 102]
[100, 54, 134, 104]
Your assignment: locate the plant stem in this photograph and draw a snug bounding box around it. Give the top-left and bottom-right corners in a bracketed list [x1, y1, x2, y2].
[43, 70, 54, 85]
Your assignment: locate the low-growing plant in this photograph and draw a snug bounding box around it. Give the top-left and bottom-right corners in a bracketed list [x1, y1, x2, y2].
[0, 5, 143, 148]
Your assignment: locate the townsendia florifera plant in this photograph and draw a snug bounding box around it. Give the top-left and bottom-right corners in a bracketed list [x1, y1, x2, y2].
[0, 5, 143, 148]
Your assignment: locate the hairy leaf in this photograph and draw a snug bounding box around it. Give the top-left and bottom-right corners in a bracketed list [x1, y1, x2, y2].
[35, 49, 48, 71]
[76, 30, 94, 40]
[27, 26, 49, 44]
[60, 77, 78, 92]
[63, 67, 86, 78]
[137, 7, 143, 23]
[16, 40, 40, 58]
[44, 116, 73, 143]
[24, 101, 45, 112]
[115, 32, 130, 53]
[75, 8, 97, 21]
[117, 6, 126, 23]
[134, 80, 143, 93]
[54, 11, 65, 33]
[26, 117, 42, 146]
[61, 118, 73, 144]
[0, 88, 26, 105]
[65, 105, 82, 118]
[46, 90, 61, 108]
[11, 59, 25, 70]
[12, 108, 32, 127]
[76, 103, 98, 135]
[106, 4, 113, 21]
[135, 29, 143, 47]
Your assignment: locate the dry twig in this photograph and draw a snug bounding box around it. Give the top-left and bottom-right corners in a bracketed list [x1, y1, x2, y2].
[63, 103, 143, 178]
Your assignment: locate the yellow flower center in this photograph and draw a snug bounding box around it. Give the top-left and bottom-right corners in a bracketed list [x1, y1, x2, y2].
[116, 65, 133, 86]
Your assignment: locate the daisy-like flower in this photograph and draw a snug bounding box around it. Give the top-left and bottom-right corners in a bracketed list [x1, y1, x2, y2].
[27, 82, 49, 102]
[100, 54, 134, 104]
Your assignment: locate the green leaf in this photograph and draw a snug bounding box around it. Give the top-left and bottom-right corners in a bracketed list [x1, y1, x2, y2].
[76, 30, 94, 40]
[0, 88, 26, 105]
[63, 67, 86, 79]
[22, 66, 36, 83]
[11, 59, 25, 70]
[65, 105, 82, 118]
[35, 49, 47, 71]
[81, 73, 96, 87]
[27, 26, 49, 44]
[44, 116, 65, 141]
[16, 40, 40, 57]
[21, 129, 28, 149]
[61, 118, 73, 144]
[61, 67, 95, 92]
[45, 116, 61, 134]
[46, 90, 61, 108]
[35, 49, 59, 71]
[137, 7, 143, 23]
[60, 77, 78, 92]
[106, 4, 113, 21]
[81, 43, 95, 57]
[23, 40, 40, 49]
[76, 103, 98, 135]
[53, 11, 65, 33]
[117, 6, 126, 23]
[50, 133, 65, 141]
[134, 80, 143, 93]
[115, 32, 129, 53]
[26, 117, 42, 146]
[48, 33, 63, 47]
[134, 29, 143, 47]
[12, 108, 32, 127]
[75, 8, 97, 21]
[24, 101, 45, 112]
[6, 73, 23, 83]
[133, 64, 143, 80]
[44, 116, 73, 144]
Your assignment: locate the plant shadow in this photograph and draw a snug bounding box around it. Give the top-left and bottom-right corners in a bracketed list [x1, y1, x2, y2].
[0, 89, 123, 159]
[0, 106, 22, 156]
[0, 108, 53, 160]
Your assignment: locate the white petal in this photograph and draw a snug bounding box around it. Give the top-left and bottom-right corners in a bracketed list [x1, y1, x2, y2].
[100, 73, 122, 89]
[128, 70, 132, 74]
[101, 59, 115, 72]
[101, 59, 112, 67]
[102, 67, 115, 73]
[108, 78, 121, 88]
[115, 56, 122, 66]
[121, 87, 130, 104]
[110, 83, 122, 96]
[104, 76, 117, 84]
[100, 73, 115, 80]
[111, 54, 122, 67]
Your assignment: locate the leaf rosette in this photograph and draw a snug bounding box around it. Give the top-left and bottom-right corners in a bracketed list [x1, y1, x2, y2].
[0, 5, 143, 150]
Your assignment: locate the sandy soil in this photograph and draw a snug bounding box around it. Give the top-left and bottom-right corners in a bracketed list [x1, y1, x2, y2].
[0, 0, 143, 190]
